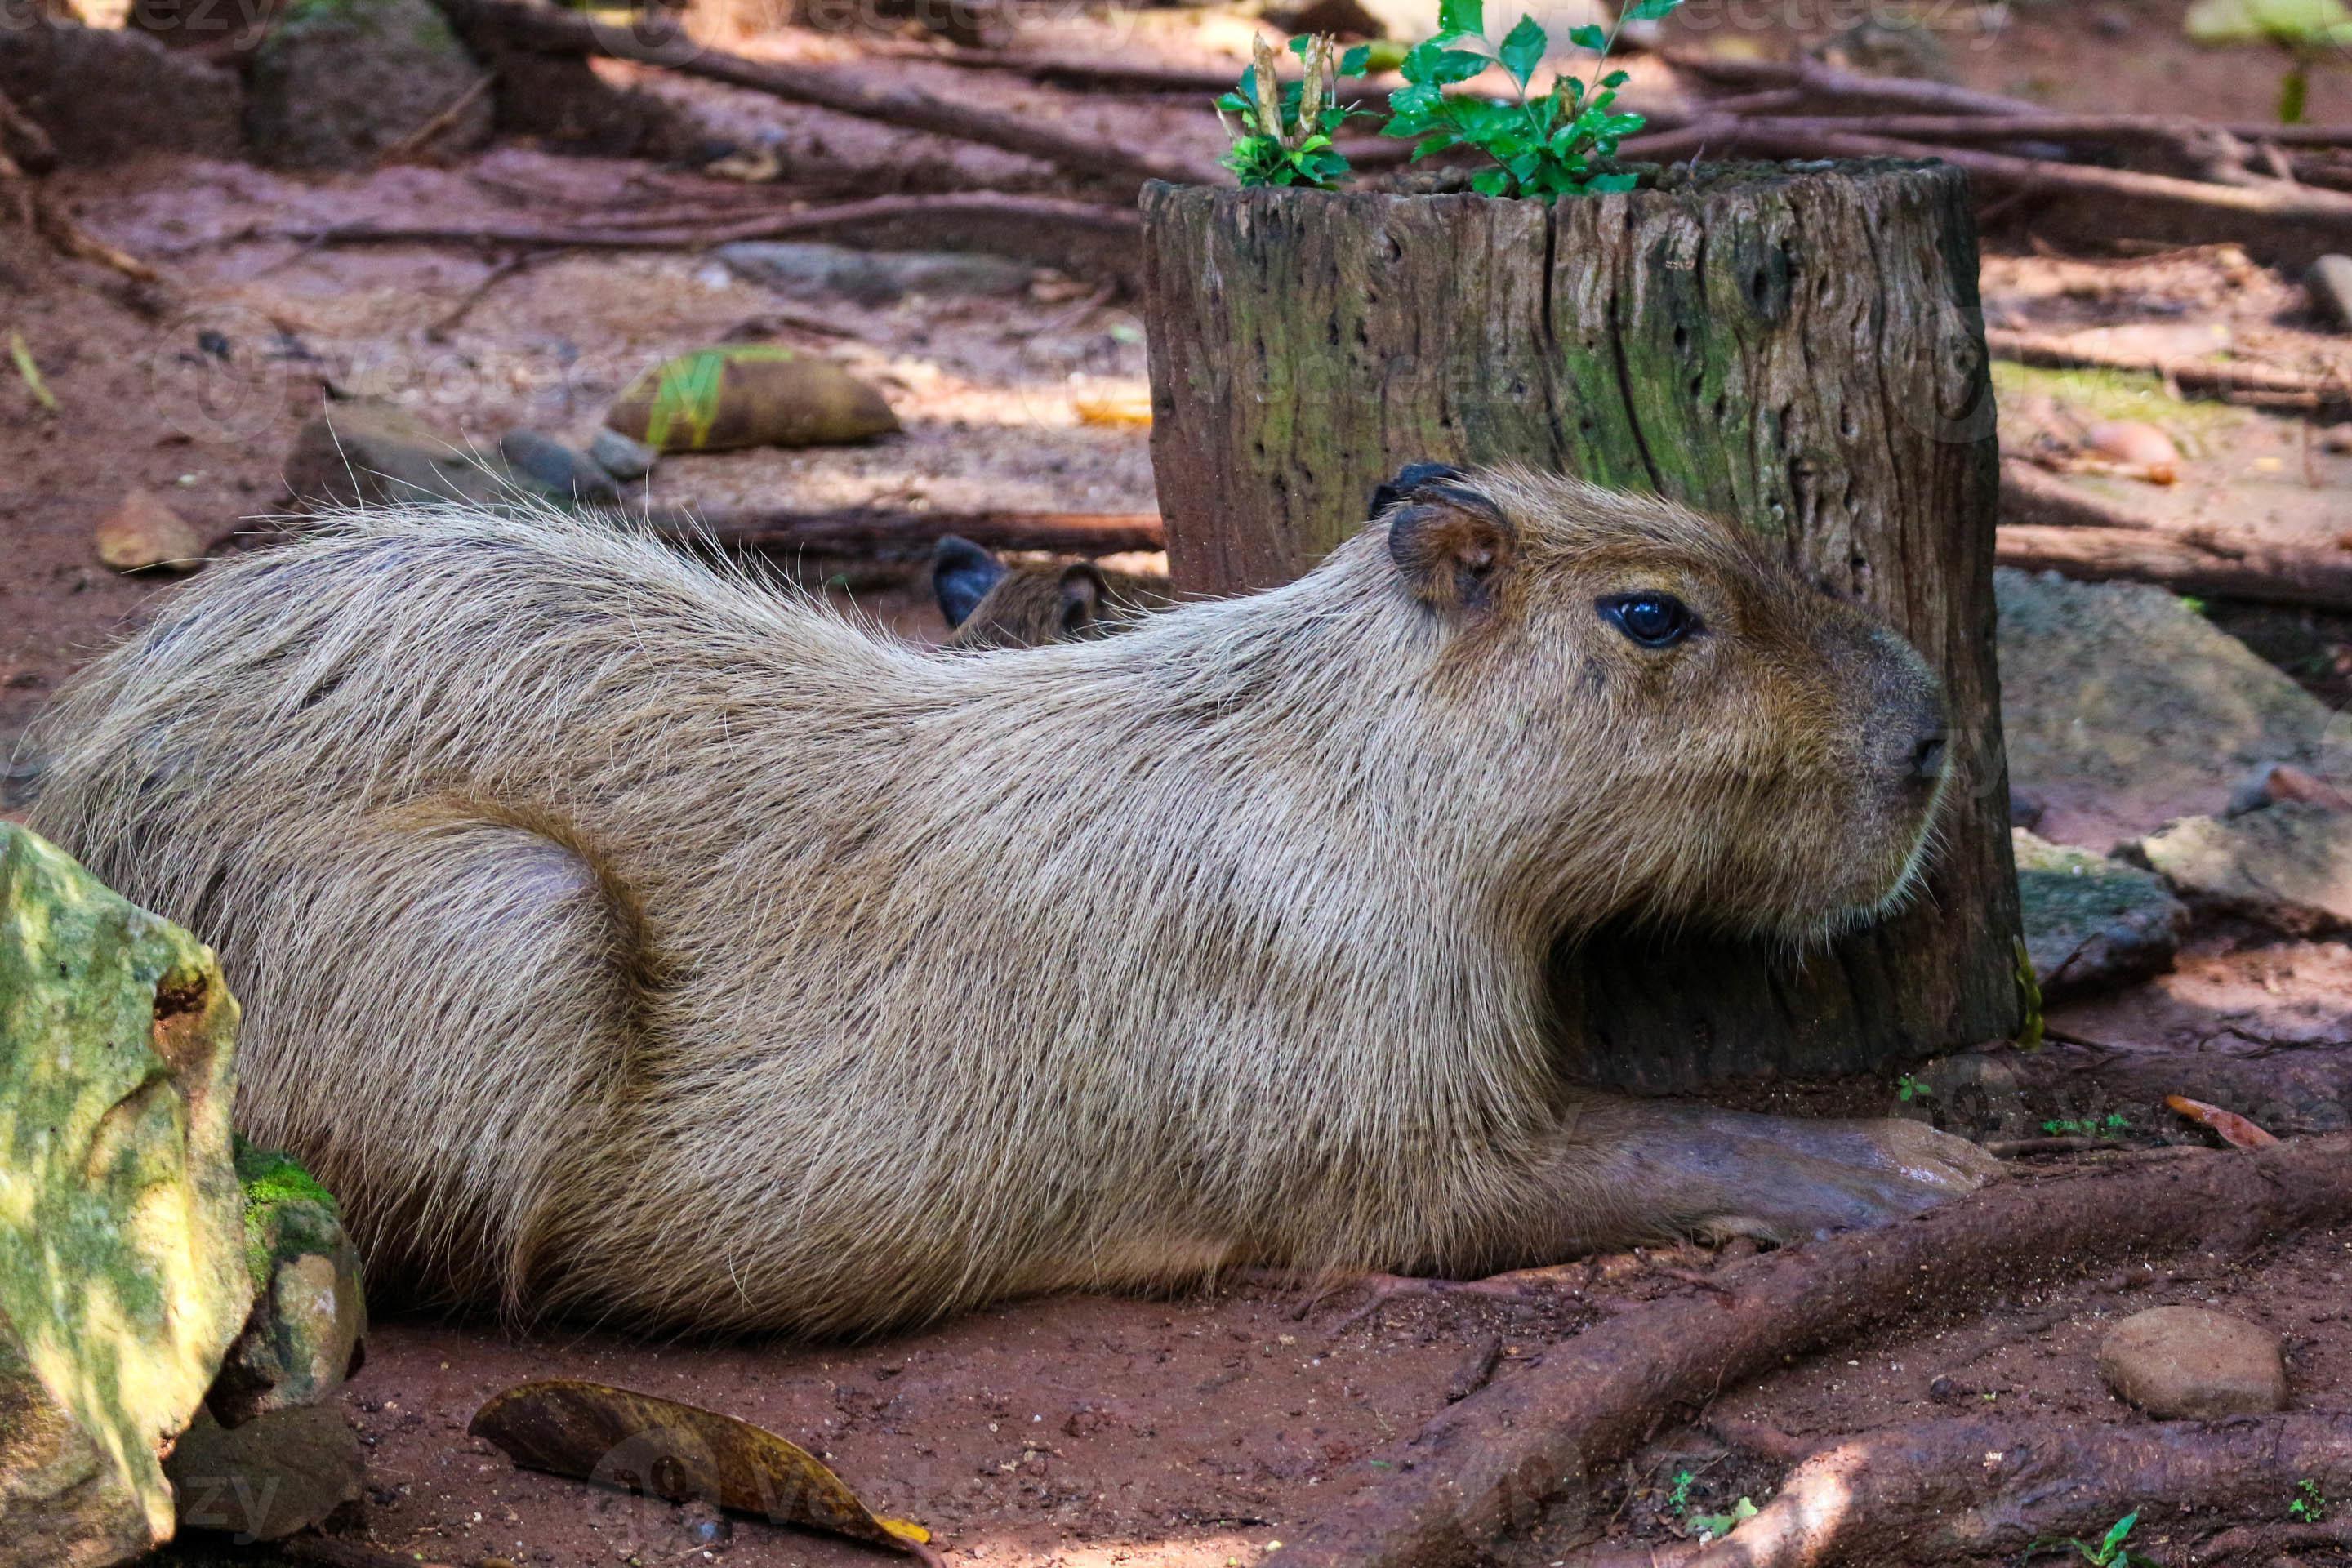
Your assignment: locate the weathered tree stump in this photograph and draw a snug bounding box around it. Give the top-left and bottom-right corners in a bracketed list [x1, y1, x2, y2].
[1141, 162, 2022, 1091]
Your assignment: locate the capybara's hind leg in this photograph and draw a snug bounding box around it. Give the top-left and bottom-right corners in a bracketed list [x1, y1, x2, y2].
[225, 804, 651, 1315]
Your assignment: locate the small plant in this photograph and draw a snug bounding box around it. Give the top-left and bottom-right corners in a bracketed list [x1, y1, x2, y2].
[1662, 1467, 1754, 1544]
[2063, 1510, 2147, 1567]
[1666, 1468, 1695, 1512]
[1896, 1073, 1932, 1103]
[1216, 34, 1373, 189]
[2042, 1112, 2131, 1138]
[1215, 0, 1686, 196]
[2291, 1478, 2332, 1521]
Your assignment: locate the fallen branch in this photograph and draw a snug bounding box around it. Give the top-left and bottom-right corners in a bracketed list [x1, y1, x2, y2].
[1996, 523, 2352, 613]
[421, 246, 568, 341]
[667, 506, 1164, 558]
[431, 0, 1221, 190]
[1620, 121, 2352, 263]
[1988, 326, 2352, 411]
[1277, 1134, 2352, 1568]
[1579, 1414, 2352, 1568]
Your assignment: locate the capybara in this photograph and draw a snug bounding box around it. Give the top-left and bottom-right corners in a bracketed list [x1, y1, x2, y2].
[933, 534, 1169, 649]
[26, 465, 1996, 1336]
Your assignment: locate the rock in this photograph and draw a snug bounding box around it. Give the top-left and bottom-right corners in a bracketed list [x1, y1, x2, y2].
[588, 428, 657, 483]
[498, 430, 621, 506]
[0, 20, 243, 167]
[2134, 804, 2352, 935]
[2323, 421, 2352, 454]
[246, 0, 492, 171]
[284, 400, 521, 512]
[2012, 828, 2189, 996]
[2009, 787, 2047, 831]
[716, 242, 1034, 307]
[605, 345, 898, 453]
[92, 489, 206, 574]
[2227, 761, 2352, 817]
[0, 823, 252, 1568]
[164, 1404, 362, 1542]
[1996, 568, 2338, 850]
[206, 1139, 365, 1428]
[2082, 419, 2181, 470]
[2314, 256, 2352, 333]
[2099, 1306, 2287, 1419]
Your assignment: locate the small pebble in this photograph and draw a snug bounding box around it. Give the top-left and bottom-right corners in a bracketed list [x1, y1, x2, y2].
[2082, 419, 2180, 470]
[92, 488, 206, 574]
[589, 426, 658, 482]
[2099, 1305, 2287, 1418]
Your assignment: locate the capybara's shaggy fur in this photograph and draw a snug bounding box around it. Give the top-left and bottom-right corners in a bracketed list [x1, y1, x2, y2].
[27, 466, 1996, 1336]
[933, 534, 1169, 649]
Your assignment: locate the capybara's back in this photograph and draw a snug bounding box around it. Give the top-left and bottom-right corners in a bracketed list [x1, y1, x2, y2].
[29, 473, 1997, 1335]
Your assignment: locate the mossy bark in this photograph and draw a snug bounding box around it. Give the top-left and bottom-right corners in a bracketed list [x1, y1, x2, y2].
[1142, 163, 2022, 1089]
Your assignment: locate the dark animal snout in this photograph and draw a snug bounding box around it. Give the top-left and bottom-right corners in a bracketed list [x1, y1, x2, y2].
[1910, 732, 1948, 785]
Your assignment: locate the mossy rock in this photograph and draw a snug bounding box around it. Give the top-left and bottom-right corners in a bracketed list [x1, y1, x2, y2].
[0, 823, 251, 1568]
[605, 345, 901, 453]
[2012, 828, 2190, 997]
[205, 1139, 365, 1429]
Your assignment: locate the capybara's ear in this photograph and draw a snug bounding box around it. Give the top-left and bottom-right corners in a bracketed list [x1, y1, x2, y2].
[933, 535, 1006, 629]
[1387, 479, 1516, 615]
[1368, 461, 1469, 520]
[1058, 563, 1106, 639]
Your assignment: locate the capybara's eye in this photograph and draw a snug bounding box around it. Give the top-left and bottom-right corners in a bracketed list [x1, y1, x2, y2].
[1597, 594, 1697, 650]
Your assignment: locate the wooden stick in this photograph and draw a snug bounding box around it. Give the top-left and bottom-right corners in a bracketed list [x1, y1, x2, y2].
[1986, 326, 2350, 410]
[1275, 1134, 2352, 1568]
[421, 246, 568, 341]
[265, 190, 1141, 255]
[377, 70, 495, 164]
[1995, 522, 2352, 612]
[430, 0, 1222, 189]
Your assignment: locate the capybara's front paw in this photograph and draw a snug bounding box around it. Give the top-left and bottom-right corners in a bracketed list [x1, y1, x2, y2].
[1686, 1116, 2000, 1245]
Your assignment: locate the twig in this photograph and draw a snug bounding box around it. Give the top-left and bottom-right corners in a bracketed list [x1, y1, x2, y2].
[9, 330, 57, 413]
[431, 0, 1222, 190]
[666, 506, 1163, 558]
[1274, 1135, 2352, 1568]
[421, 246, 568, 341]
[378, 70, 494, 165]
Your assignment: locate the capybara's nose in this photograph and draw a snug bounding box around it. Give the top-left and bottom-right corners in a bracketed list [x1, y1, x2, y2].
[1911, 733, 1948, 783]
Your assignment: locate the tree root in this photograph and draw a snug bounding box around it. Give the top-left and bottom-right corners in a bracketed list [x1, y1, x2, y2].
[1276, 1134, 2352, 1568]
[665, 506, 1163, 559]
[1575, 1415, 2352, 1568]
[1987, 327, 2352, 412]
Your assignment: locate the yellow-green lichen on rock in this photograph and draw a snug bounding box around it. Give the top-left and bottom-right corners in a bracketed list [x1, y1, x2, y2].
[0, 822, 252, 1568]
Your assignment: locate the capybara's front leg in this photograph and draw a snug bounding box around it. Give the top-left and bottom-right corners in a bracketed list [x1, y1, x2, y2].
[1519, 1098, 2002, 1257]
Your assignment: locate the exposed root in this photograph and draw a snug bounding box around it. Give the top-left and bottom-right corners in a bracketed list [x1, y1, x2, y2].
[1277, 1135, 2352, 1568]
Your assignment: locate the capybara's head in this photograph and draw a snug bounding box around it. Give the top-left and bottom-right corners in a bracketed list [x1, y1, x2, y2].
[934, 536, 1162, 650]
[1360, 464, 1949, 941]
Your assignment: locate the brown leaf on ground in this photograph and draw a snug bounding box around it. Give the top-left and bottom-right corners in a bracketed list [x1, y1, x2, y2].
[469, 1378, 938, 1560]
[2166, 1093, 2283, 1148]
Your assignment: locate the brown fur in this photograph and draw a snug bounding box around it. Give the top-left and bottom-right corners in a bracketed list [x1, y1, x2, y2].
[24, 467, 1994, 1337]
[940, 554, 1169, 650]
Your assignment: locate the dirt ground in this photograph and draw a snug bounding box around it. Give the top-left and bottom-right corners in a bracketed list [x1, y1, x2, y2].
[3, 2, 2349, 1565]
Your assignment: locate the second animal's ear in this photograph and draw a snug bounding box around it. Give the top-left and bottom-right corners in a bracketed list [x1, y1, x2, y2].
[933, 535, 1006, 630]
[1368, 461, 1468, 521]
[1057, 564, 1106, 639]
[1387, 479, 1516, 615]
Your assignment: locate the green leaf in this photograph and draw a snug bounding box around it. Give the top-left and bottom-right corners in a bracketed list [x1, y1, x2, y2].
[1215, 91, 1251, 114]
[1566, 21, 1606, 48]
[1437, 0, 1485, 40]
[1339, 43, 1372, 76]
[1470, 167, 1512, 195]
[2101, 1513, 2139, 1557]
[1499, 14, 1547, 85]
[1600, 68, 1629, 87]
[1587, 170, 1638, 191]
[1288, 32, 1313, 56]
[1626, 0, 1684, 17]
[1387, 78, 1444, 118]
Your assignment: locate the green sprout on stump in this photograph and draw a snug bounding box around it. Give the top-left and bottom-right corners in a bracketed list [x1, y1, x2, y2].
[1215, 0, 1686, 194]
[1216, 34, 1373, 189]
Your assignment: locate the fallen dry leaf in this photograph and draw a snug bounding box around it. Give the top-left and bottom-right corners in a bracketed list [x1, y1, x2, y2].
[470, 1379, 937, 1561]
[2165, 1094, 2281, 1150]
[93, 488, 206, 574]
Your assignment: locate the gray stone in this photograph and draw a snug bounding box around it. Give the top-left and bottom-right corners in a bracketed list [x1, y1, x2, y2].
[2099, 1306, 2287, 1419]
[246, 0, 492, 171]
[0, 825, 253, 1568]
[2311, 254, 2352, 334]
[588, 427, 658, 483]
[498, 430, 621, 506]
[0, 20, 242, 167]
[284, 400, 521, 512]
[716, 242, 1034, 307]
[2012, 828, 2189, 996]
[2134, 804, 2352, 936]
[1996, 568, 2338, 850]
[165, 1404, 363, 1542]
[207, 1141, 366, 1428]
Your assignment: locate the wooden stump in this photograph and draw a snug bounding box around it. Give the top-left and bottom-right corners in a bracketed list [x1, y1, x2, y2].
[1141, 162, 2022, 1091]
